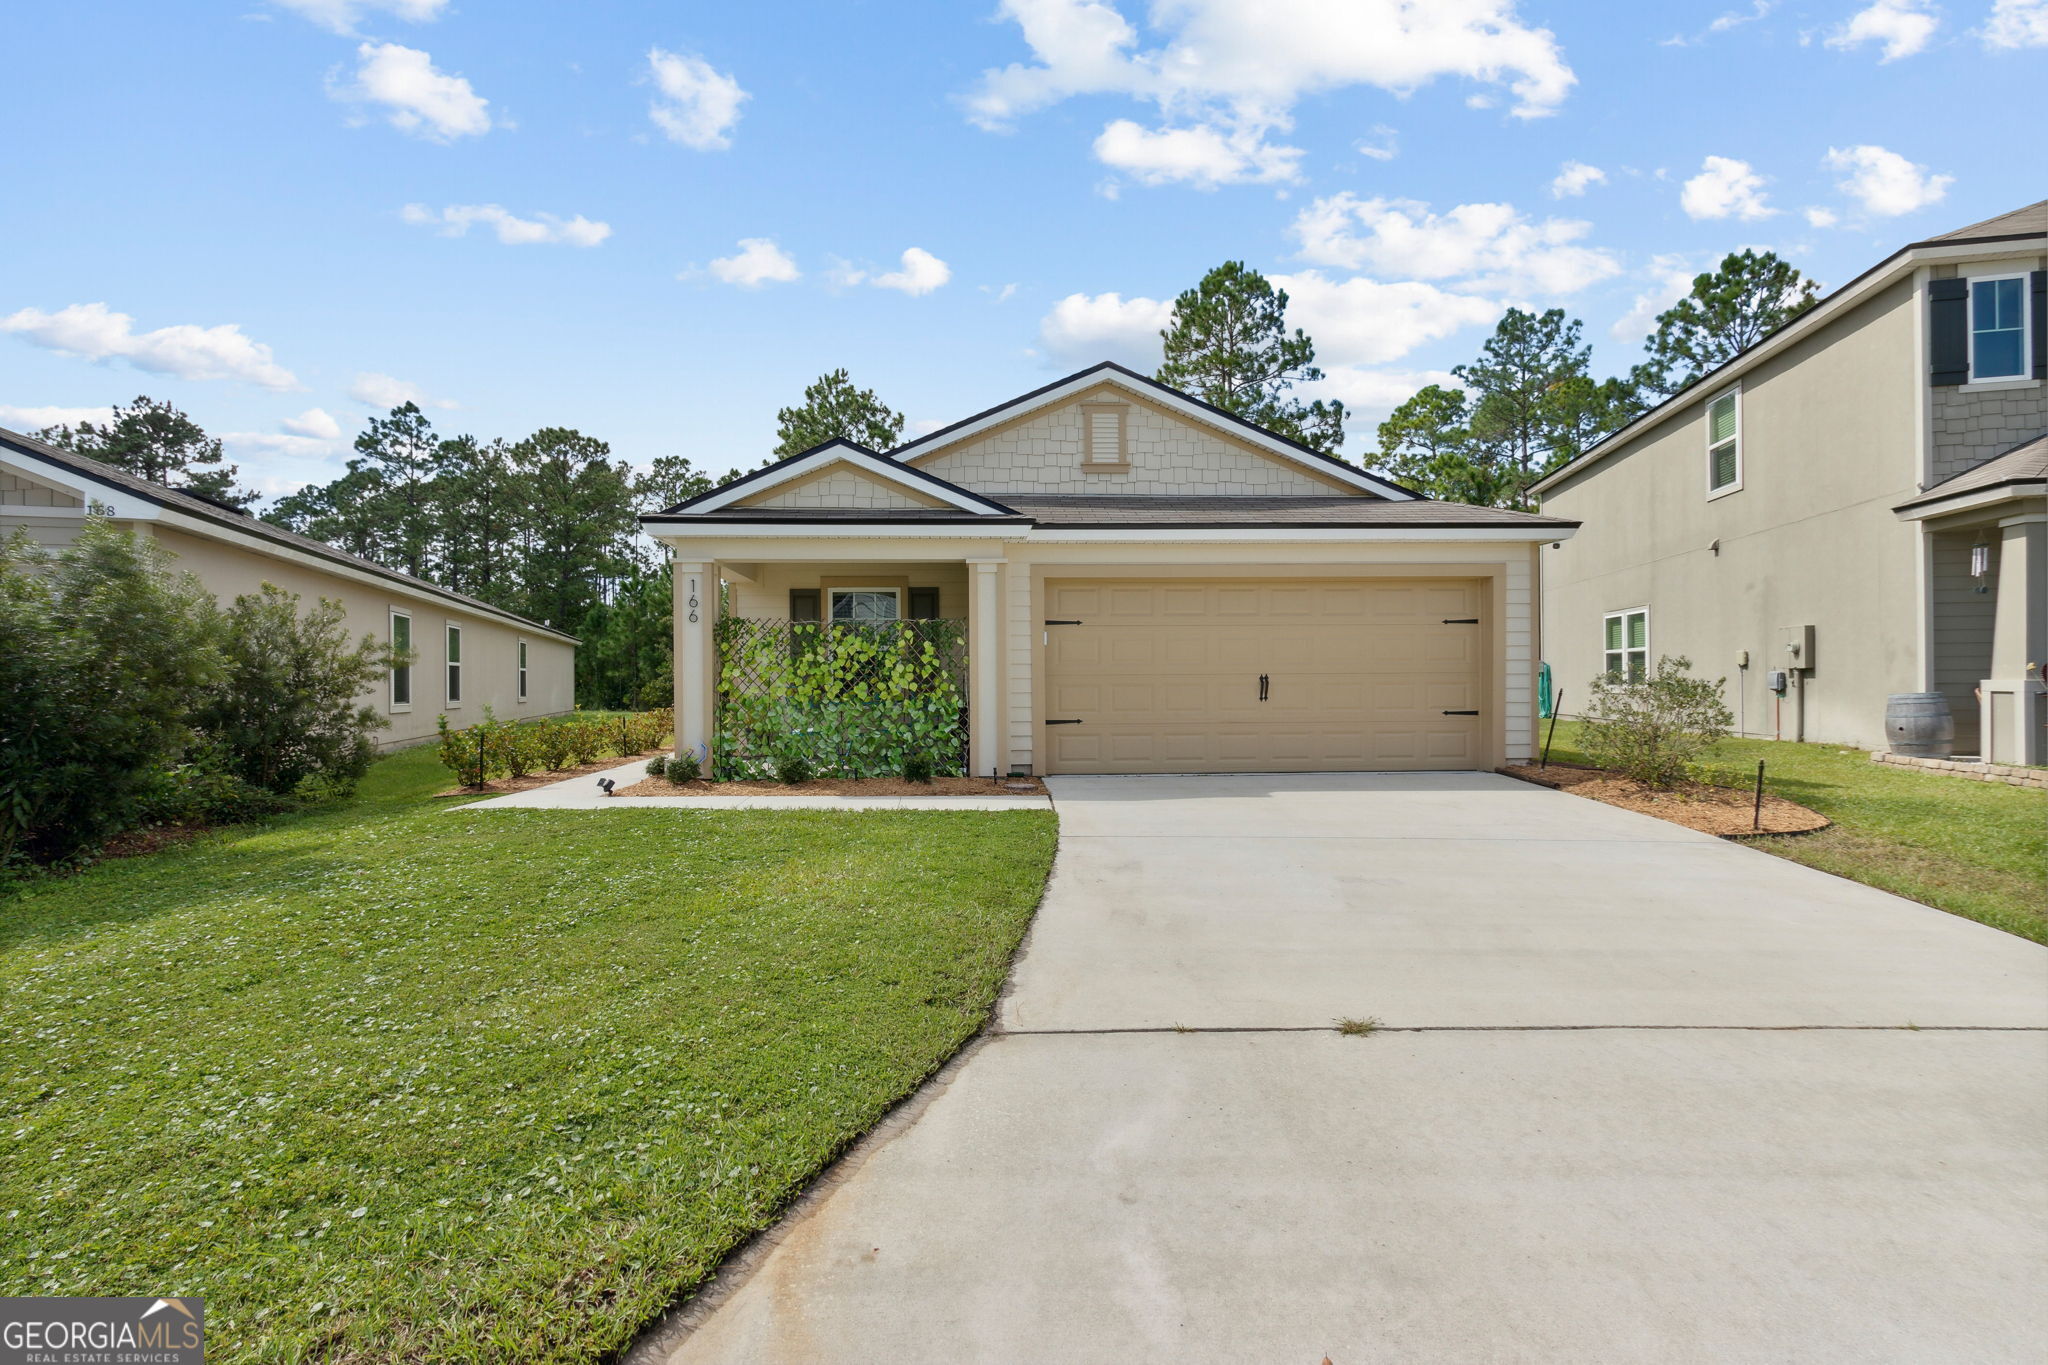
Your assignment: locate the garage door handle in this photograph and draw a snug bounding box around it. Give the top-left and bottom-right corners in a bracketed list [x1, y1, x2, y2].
[1441, 710, 1479, 716]
[1045, 718, 1083, 725]
[1258, 673, 1269, 701]
[1043, 619, 1084, 626]
[1442, 618, 1479, 624]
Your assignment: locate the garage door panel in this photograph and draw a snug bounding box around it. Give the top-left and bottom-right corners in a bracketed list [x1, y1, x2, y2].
[1043, 577, 1486, 774]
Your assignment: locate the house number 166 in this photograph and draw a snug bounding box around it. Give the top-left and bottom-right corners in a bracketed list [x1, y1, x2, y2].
[687, 577, 699, 624]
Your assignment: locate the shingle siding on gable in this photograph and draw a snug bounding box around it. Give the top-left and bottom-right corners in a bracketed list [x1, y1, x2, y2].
[746, 467, 935, 510]
[1930, 386, 2048, 483]
[915, 398, 1344, 496]
[0, 468, 84, 508]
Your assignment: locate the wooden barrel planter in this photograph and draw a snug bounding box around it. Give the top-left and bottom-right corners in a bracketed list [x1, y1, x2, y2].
[1885, 692, 1955, 758]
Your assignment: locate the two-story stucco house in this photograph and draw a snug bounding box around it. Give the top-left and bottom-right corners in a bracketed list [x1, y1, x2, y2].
[1533, 200, 2046, 765]
[643, 363, 1578, 778]
[1, 426, 578, 746]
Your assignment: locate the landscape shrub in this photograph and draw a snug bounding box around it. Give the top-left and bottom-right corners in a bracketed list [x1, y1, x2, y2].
[433, 707, 673, 786]
[774, 751, 814, 785]
[192, 583, 391, 796]
[533, 721, 574, 772]
[645, 754, 668, 779]
[902, 753, 935, 784]
[137, 743, 293, 828]
[1580, 655, 1735, 788]
[666, 749, 700, 783]
[562, 719, 604, 768]
[0, 521, 222, 866]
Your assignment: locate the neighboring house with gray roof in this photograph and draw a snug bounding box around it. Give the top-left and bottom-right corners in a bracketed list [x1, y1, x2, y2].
[645, 362, 1578, 777]
[1, 426, 578, 747]
[1533, 200, 2046, 764]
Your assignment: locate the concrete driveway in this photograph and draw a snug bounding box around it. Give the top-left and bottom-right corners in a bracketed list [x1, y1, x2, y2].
[638, 773, 2048, 1364]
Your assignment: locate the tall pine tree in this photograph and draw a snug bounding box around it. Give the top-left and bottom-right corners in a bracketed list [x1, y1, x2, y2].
[37, 396, 257, 509]
[1632, 250, 1820, 398]
[773, 369, 906, 455]
[1155, 261, 1346, 455]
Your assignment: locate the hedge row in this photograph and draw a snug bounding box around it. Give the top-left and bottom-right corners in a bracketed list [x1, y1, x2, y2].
[436, 708, 673, 787]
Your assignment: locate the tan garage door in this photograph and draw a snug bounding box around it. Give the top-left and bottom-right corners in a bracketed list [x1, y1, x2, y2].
[1042, 578, 1486, 774]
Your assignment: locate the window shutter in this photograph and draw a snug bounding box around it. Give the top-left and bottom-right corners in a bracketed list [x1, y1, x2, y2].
[907, 586, 940, 619]
[788, 588, 820, 621]
[1928, 277, 1968, 386]
[2032, 270, 2046, 381]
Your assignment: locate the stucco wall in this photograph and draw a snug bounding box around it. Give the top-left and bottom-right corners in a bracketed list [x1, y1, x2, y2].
[1539, 276, 1923, 748]
[911, 389, 1349, 496]
[147, 524, 576, 748]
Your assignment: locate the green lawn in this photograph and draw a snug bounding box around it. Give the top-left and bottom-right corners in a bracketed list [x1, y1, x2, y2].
[1538, 721, 2048, 943]
[1, 747, 1057, 1362]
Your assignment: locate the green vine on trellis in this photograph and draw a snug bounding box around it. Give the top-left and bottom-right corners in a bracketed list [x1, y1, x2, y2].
[714, 618, 968, 779]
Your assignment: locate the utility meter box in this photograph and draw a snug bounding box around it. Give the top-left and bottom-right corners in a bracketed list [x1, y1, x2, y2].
[1767, 669, 1788, 693]
[1780, 624, 1815, 671]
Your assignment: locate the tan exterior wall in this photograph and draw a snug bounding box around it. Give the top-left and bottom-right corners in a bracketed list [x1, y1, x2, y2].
[1539, 277, 1925, 748]
[742, 464, 942, 511]
[0, 510, 90, 552]
[727, 562, 970, 620]
[143, 524, 576, 748]
[910, 387, 1350, 496]
[680, 534, 1541, 774]
[1928, 530, 1999, 753]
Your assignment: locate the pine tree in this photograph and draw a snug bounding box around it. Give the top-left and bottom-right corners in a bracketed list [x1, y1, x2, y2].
[507, 427, 637, 633]
[37, 395, 257, 508]
[1155, 261, 1347, 455]
[636, 454, 716, 512]
[351, 403, 440, 578]
[264, 461, 386, 559]
[773, 369, 906, 455]
[1632, 250, 1819, 398]
[429, 435, 522, 603]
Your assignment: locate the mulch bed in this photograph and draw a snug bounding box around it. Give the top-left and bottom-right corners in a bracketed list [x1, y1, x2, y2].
[432, 750, 666, 798]
[96, 823, 220, 860]
[1500, 762, 1830, 837]
[615, 775, 1048, 798]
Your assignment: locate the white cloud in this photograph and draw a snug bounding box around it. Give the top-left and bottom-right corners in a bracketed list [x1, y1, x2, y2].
[1664, 1, 1776, 46]
[1679, 155, 1775, 221]
[647, 48, 747, 150]
[706, 238, 800, 287]
[1093, 116, 1302, 187]
[967, 0, 1575, 187]
[1289, 194, 1621, 296]
[1356, 125, 1398, 161]
[1804, 205, 1840, 227]
[1271, 271, 1500, 367]
[349, 372, 429, 408]
[0, 403, 116, 432]
[282, 407, 342, 439]
[271, 0, 446, 35]
[400, 203, 612, 247]
[1549, 160, 1605, 198]
[1984, 0, 2048, 47]
[1826, 0, 1939, 60]
[1823, 144, 1952, 215]
[1037, 291, 1174, 369]
[1609, 254, 1697, 342]
[1308, 365, 1461, 422]
[872, 247, 953, 296]
[334, 42, 490, 142]
[2, 302, 299, 391]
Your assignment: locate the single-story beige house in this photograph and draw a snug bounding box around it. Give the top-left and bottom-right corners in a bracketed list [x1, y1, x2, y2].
[1, 426, 577, 746]
[644, 363, 1577, 777]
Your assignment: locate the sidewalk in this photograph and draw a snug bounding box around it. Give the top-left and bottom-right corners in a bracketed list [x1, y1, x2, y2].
[446, 758, 1054, 812]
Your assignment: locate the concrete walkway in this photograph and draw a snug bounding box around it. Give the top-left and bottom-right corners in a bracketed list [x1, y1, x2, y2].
[447, 758, 1053, 812]
[636, 773, 2048, 1364]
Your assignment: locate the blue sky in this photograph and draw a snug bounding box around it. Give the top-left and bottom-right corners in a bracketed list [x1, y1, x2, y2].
[3, 0, 2041, 498]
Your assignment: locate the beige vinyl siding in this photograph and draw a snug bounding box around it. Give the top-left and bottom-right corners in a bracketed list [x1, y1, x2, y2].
[726, 562, 970, 621]
[1930, 531, 1999, 754]
[1540, 275, 1923, 747]
[1, 468, 84, 507]
[741, 464, 946, 511]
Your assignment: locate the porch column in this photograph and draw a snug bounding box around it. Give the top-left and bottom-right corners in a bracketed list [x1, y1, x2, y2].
[673, 560, 717, 766]
[967, 558, 1004, 777]
[1982, 515, 2046, 764]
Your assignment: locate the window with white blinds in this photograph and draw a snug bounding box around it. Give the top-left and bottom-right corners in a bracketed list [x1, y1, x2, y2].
[1705, 388, 1740, 496]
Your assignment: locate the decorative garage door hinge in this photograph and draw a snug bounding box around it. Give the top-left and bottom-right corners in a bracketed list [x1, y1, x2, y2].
[1441, 710, 1480, 716]
[1044, 718, 1084, 725]
[1043, 619, 1084, 625]
[1441, 618, 1480, 624]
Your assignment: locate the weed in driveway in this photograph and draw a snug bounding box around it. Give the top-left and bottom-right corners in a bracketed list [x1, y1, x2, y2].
[1334, 1017, 1381, 1037]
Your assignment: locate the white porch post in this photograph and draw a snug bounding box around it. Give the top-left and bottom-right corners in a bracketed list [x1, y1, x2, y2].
[673, 560, 717, 767]
[967, 558, 1004, 777]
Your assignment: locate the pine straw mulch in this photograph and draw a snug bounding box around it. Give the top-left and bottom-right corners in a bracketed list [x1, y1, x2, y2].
[1499, 762, 1830, 837]
[432, 750, 667, 798]
[615, 775, 1048, 798]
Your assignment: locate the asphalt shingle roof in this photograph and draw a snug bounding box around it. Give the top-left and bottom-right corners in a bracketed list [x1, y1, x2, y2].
[1894, 433, 2048, 510]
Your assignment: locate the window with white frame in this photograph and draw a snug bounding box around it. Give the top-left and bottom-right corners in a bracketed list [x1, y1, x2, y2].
[516, 639, 529, 702]
[389, 609, 413, 709]
[1706, 389, 1740, 495]
[828, 587, 901, 622]
[1603, 608, 1648, 683]
[445, 624, 462, 705]
[1969, 275, 2028, 381]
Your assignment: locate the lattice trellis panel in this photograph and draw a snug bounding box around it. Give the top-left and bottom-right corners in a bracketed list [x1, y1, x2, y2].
[714, 617, 969, 779]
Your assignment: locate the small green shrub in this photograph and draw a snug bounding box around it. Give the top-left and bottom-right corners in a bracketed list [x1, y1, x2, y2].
[1580, 655, 1735, 789]
[562, 720, 604, 767]
[138, 745, 294, 828]
[666, 749, 701, 784]
[902, 753, 935, 784]
[645, 755, 668, 779]
[534, 722, 574, 772]
[774, 751, 814, 785]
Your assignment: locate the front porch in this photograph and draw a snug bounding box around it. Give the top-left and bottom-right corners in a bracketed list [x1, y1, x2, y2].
[1899, 437, 2048, 765]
